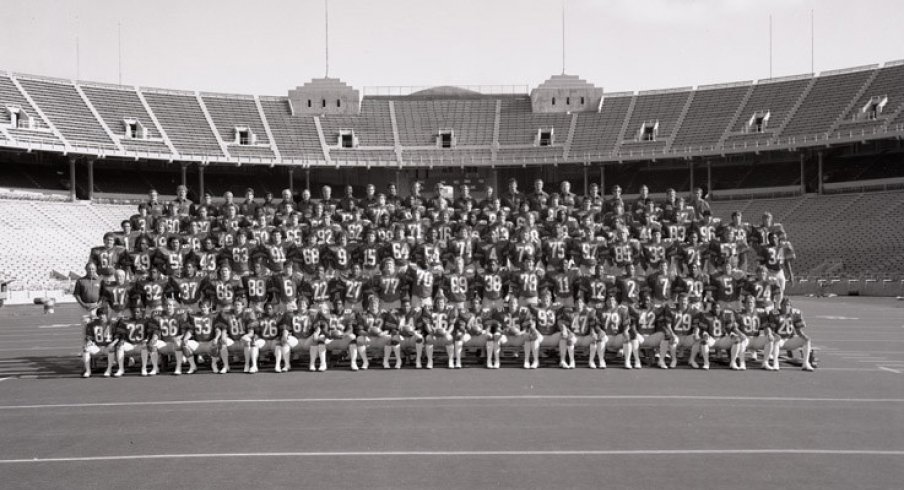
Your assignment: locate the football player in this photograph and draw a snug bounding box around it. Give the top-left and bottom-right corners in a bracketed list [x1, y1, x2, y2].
[82, 306, 116, 378]
[768, 298, 814, 372]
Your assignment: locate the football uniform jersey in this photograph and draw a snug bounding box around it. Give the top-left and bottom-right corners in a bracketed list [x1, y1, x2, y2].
[442, 272, 471, 304]
[242, 274, 270, 304]
[476, 271, 507, 301]
[153, 314, 182, 342]
[116, 317, 147, 344]
[169, 275, 205, 306]
[85, 319, 114, 347]
[137, 278, 168, 310]
[630, 305, 658, 336]
[185, 311, 216, 342]
[100, 282, 132, 314]
[269, 274, 300, 303]
[90, 246, 126, 277]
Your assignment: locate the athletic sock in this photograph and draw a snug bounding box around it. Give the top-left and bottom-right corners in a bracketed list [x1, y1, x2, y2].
[393, 345, 402, 368]
[416, 342, 424, 368]
[349, 344, 359, 370]
[486, 340, 495, 367]
[445, 344, 454, 368]
[309, 346, 318, 370]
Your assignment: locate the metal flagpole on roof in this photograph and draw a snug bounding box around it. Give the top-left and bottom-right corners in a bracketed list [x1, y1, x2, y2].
[118, 23, 123, 85]
[810, 9, 815, 74]
[561, 0, 566, 74]
[769, 14, 773, 79]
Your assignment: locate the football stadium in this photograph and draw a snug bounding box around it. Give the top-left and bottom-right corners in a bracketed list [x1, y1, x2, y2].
[0, 1, 903, 488]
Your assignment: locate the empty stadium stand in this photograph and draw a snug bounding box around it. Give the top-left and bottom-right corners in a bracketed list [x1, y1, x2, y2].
[671, 83, 752, 150]
[319, 99, 395, 148]
[0, 199, 132, 289]
[201, 93, 275, 159]
[392, 96, 496, 147]
[141, 89, 224, 157]
[16, 76, 116, 149]
[723, 75, 813, 146]
[618, 88, 692, 152]
[569, 94, 633, 157]
[781, 66, 875, 137]
[257, 97, 325, 161]
[81, 83, 172, 155]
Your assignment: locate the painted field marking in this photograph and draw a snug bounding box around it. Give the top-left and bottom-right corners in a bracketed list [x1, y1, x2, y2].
[37, 324, 78, 329]
[0, 449, 902, 464]
[1, 394, 903, 411]
[0, 377, 8, 383]
[879, 367, 903, 374]
[812, 316, 860, 320]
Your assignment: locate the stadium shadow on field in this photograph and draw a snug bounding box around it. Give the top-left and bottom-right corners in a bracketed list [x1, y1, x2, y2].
[6, 356, 84, 379]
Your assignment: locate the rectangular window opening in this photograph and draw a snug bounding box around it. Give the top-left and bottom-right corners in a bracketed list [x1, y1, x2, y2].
[236, 127, 252, 145]
[747, 111, 770, 134]
[538, 128, 554, 146]
[639, 121, 658, 141]
[861, 95, 887, 121]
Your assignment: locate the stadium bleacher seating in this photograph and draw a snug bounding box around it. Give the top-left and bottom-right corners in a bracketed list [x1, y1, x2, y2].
[0, 74, 61, 146]
[81, 84, 171, 154]
[319, 99, 395, 148]
[618, 88, 691, 152]
[498, 96, 571, 146]
[671, 84, 751, 150]
[16, 77, 116, 149]
[392, 96, 496, 147]
[140, 90, 224, 157]
[781, 67, 875, 137]
[723, 76, 812, 146]
[834, 63, 904, 136]
[257, 97, 325, 161]
[0, 199, 132, 288]
[200, 94, 275, 159]
[569, 95, 633, 157]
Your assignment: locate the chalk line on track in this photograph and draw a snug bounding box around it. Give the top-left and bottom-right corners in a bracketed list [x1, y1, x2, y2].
[1, 394, 903, 411]
[1, 449, 902, 464]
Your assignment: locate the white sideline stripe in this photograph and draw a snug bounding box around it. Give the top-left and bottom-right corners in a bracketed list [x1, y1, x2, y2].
[816, 339, 904, 342]
[37, 324, 78, 329]
[0, 378, 8, 383]
[1, 394, 903, 411]
[1, 449, 902, 464]
[879, 367, 903, 374]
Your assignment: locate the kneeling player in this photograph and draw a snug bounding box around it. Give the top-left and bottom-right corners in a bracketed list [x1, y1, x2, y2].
[180, 300, 216, 374]
[214, 299, 252, 374]
[146, 300, 184, 375]
[628, 294, 662, 369]
[662, 294, 697, 369]
[82, 307, 116, 378]
[737, 295, 770, 370]
[597, 295, 630, 369]
[114, 306, 149, 377]
[768, 298, 814, 372]
[257, 303, 284, 372]
[566, 298, 600, 368]
[422, 293, 455, 369]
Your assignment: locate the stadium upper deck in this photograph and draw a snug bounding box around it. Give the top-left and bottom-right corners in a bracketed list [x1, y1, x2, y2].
[1, 61, 903, 167]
